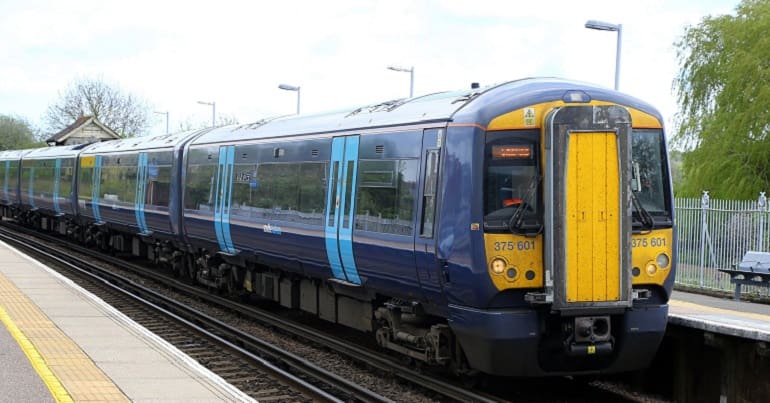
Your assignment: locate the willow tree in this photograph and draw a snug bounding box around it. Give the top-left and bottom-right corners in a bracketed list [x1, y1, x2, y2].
[674, 0, 770, 198]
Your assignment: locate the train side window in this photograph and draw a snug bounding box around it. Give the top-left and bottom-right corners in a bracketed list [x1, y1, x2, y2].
[0, 161, 6, 202]
[253, 163, 301, 219]
[145, 151, 173, 208]
[59, 158, 74, 202]
[297, 162, 327, 225]
[184, 163, 217, 212]
[355, 159, 418, 236]
[77, 166, 94, 203]
[420, 149, 440, 238]
[7, 162, 19, 200]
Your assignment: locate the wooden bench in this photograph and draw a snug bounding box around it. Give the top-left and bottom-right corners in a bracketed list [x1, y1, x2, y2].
[719, 251, 770, 301]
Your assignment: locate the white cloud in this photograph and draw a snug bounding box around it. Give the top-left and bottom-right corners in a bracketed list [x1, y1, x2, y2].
[0, 0, 740, 135]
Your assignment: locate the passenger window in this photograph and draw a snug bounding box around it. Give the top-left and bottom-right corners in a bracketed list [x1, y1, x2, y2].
[145, 152, 173, 208]
[355, 159, 418, 236]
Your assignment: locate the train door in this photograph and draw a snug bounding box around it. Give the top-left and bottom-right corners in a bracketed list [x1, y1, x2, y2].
[135, 152, 150, 234]
[324, 136, 362, 284]
[213, 145, 236, 254]
[414, 129, 445, 303]
[52, 158, 62, 215]
[544, 105, 632, 311]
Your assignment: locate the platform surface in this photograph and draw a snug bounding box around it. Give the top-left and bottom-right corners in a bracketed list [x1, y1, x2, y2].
[670, 290, 770, 341]
[0, 239, 254, 402]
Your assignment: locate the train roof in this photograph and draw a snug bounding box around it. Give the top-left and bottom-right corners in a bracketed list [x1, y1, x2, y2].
[80, 129, 209, 155]
[0, 148, 36, 161]
[189, 77, 663, 146]
[21, 143, 92, 159]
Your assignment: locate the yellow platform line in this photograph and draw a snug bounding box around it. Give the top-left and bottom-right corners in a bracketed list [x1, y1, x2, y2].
[0, 272, 129, 402]
[670, 299, 770, 322]
[0, 306, 72, 402]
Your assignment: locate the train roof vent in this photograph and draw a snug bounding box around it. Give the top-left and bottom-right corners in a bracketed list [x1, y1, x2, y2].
[345, 99, 406, 118]
[311, 149, 319, 157]
[375, 145, 385, 154]
[452, 91, 481, 104]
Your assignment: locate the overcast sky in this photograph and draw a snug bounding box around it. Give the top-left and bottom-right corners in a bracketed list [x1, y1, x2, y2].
[0, 0, 739, 136]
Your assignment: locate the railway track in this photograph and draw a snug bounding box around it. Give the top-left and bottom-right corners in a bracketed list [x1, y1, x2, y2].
[0, 225, 395, 402]
[0, 222, 502, 402]
[0, 222, 666, 402]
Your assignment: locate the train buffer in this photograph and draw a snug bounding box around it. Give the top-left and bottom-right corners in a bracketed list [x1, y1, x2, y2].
[719, 251, 770, 301]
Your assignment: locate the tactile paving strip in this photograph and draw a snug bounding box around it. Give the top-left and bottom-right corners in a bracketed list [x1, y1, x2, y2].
[0, 272, 129, 402]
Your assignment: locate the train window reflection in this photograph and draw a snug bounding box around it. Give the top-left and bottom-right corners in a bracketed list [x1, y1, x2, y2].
[631, 129, 669, 216]
[355, 159, 418, 236]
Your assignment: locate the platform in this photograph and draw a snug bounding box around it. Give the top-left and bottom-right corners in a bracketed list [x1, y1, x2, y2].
[0, 239, 254, 402]
[670, 290, 770, 341]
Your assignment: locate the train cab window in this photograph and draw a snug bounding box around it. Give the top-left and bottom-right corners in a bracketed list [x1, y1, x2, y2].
[355, 159, 418, 236]
[631, 129, 671, 225]
[483, 130, 541, 235]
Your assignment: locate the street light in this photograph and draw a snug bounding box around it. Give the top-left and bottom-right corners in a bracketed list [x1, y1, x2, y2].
[154, 111, 169, 134]
[197, 100, 216, 127]
[278, 84, 301, 114]
[585, 20, 622, 90]
[387, 65, 414, 98]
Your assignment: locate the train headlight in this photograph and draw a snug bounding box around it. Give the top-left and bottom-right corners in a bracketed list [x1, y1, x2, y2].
[656, 253, 670, 269]
[491, 258, 507, 275]
[646, 262, 658, 276]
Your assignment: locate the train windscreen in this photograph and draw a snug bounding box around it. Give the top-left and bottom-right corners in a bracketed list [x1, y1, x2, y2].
[483, 130, 541, 234]
[631, 129, 671, 225]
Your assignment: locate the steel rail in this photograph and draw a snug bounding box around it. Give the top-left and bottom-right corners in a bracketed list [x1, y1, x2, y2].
[0, 226, 391, 403]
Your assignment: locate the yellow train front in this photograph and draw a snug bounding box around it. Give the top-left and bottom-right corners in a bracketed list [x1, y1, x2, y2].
[443, 79, 674, 375]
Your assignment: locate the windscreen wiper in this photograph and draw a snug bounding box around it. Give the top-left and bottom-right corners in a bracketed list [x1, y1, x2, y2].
[508, 174, 542, 236]
[631, 192, 655, 233]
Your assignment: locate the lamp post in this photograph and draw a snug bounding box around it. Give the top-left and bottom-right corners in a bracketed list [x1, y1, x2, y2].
[154, 111, 169, 134]
[584, 20, 622, 90]
[387, 65, 414, 98]
[278, 84, 301, 114]
[197, 100, 216, 127]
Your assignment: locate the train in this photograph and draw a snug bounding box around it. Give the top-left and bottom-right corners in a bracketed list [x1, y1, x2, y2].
[0, 78, 675, 377]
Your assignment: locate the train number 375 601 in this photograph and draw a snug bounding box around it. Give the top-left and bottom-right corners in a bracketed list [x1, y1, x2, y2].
[494, 240, 536, 251]
[631, 237, 667, 248]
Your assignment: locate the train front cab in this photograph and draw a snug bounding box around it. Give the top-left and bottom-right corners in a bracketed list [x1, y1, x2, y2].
[448, 100, 674, 376]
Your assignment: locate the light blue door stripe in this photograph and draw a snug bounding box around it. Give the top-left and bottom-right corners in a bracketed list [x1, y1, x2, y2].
[324, 138, 347, 281]
[213, 149, 227, 252]
[92, 155, 102, 222]
[53, 158, 61, 214]
[338, 136, 361, 284]
[135, 153, 149, 233]
[221, 146, 236, 254]
[212, 146, 236, 254]
[28, 166, 35, 208]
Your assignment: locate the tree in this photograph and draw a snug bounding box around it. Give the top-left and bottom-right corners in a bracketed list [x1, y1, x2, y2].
[0, 115, 44, 150]
[44, 77, 150, 138]
[673, 0, 770, 198]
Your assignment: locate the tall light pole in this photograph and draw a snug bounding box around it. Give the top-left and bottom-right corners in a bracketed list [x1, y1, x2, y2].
[197, 100, 216, 127]
[154, 111, 169, 134]
[387, 65, 414, 98]
[585, 20, 622, 90]
[278, 84, 301, 114]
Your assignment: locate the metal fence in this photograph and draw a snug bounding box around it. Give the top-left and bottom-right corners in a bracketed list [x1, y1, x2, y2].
[675, 191, 770, 294]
